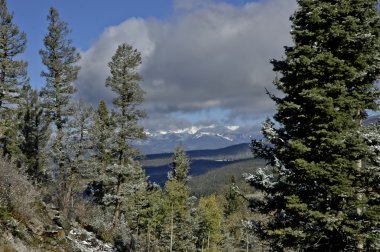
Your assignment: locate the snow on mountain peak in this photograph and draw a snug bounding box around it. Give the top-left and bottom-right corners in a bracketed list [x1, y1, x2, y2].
[138, 124, 256, 154]
[226, 125, 240, 131]
[153, 124, 243, 136]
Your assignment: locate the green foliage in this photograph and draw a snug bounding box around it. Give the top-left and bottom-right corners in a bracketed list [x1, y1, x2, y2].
[97, 44, 148, 231]
[161, 179, 196, 251]
[189, 158, 264, 196]
[224, 175, 241, 216]
[249, 0, 380, 250]
[357, 122, 380, 249]
[106, 43, 146, 161]
[92, 100, 115, 165]
[85, 101, 114, 205]
[0, 0, 28, 158]
[39, 7, 80, 126]
[39, 6, 80, 214]
[196, 194, 223, 251]
[168, 145, 190, 184]
[20, 86, 50, 181]
[141, 150, 196, 251]
[61, 102, 94, 218]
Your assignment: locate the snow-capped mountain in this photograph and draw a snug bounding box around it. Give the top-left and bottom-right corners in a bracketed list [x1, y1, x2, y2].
[135, 124, 257, 154]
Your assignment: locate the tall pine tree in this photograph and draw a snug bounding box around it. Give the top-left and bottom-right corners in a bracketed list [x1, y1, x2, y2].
[40, 7, 80, 213]
[248, 0, 380, 250]
[0, 0, 28, 158]
[104, 43, 147, 227]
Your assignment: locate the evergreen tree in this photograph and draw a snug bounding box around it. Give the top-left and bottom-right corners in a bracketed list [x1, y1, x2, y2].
[248, 0, 380, 250]
[92, 100, 114, 165]
[141, 185, 167, 251]
[40, 7, 80, 213]
[224, 175, 240, 216]
[20, 86, 50, 181]
[0, 0, 28, 157]
[63, 101, 93, 218]
[168, 145, 190, 184]
[159, 146, 195, 251]
[196, 194, 223, 251]
[86, 100, 114, 204]
[357, 121, 380, 249]
[162, 179, 196, 251]
[104, 43, 146, 227]
[102, 158, 147, 226]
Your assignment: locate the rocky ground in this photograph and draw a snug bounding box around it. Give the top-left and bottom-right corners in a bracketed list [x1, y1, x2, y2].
[0, 203, 115, 252]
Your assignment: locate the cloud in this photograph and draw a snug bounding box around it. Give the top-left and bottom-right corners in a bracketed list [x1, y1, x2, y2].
[75, 0, 297, 130]
[173, 0, 213, 10]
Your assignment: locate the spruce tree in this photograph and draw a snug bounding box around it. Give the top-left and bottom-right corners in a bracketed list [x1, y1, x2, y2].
[248, 0, 380, 250]
[20, 86, 50, 181]
[92, 100, 114, 165]
[63, 101, 93, 218]
[224, 175, 240, 216]
[86, 100, 114, 204]
[0, 0, 28, 157]
[104, 43, 146, 227]
[168, 145, 190, 184]
[105, 43, 146, 161]
[40, 7, 80, 213]
[162, 146, 195, 251]
[357, 120, 380, 249]
[163, 179, 195, 251]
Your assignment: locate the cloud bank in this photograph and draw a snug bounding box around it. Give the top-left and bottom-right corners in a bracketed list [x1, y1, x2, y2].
[75, 0, 297, 130]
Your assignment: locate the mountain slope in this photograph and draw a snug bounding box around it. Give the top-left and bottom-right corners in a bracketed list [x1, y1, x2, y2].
[135, 124, 256, 154]
[141, 143, 254, 186]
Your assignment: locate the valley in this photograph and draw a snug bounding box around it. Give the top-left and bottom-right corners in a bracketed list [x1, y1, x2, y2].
[141, 143, 265, 195]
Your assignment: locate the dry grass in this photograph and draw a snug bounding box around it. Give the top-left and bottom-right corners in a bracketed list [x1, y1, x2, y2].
[0, 158, 40, 225]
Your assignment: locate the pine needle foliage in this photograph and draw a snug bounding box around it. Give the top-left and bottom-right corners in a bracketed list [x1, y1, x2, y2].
[248, 0, 380, 250]
[39, 7, 80, 214]
[0, 0, 28, 158]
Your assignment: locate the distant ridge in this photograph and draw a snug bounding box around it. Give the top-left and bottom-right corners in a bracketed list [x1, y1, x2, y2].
[141, 143, 253, 185]
[144, 142, 251, 160]
[135, 124, 256, 154]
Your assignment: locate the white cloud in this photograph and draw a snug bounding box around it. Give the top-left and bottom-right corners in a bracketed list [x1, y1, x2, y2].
[75, 0, 297, 130]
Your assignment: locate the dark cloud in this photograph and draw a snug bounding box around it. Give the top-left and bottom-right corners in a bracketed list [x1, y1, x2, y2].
[75, 0, 297, 130]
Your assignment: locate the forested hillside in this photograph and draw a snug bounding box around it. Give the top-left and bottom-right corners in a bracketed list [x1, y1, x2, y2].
[141, 143, 253, 186]
[1, 0, 380, 251]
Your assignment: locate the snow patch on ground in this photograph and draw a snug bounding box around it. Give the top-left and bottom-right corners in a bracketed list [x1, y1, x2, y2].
[67, 227, 115, 252]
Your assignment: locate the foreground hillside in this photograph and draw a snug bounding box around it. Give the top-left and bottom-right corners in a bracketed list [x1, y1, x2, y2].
[0, 158, 115, 252]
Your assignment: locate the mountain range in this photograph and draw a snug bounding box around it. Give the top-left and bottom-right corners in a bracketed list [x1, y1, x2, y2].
[135, 124, 257, 154]
[136, 113, 380, 154]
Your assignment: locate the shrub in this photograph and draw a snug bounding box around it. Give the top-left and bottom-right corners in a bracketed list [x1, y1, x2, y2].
[0, 158, 40, 224]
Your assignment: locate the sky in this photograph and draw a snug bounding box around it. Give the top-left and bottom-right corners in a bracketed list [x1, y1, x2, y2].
[8, 0, 297, 132]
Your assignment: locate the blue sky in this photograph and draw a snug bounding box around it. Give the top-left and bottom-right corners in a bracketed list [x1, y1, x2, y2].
[7, 0, 297, 131]
[8, 0, 252, 88]
[9, 0, 174, 88]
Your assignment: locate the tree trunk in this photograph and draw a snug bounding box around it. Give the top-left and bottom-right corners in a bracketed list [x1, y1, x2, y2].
[112, 178, 122, 227]
[207, 231, 210, 250]
[170, 203, 174, 252]
[246, 230, 249, 252]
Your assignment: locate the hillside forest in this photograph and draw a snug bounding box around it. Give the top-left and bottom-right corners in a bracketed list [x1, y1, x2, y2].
[1, 0, 380, 251]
